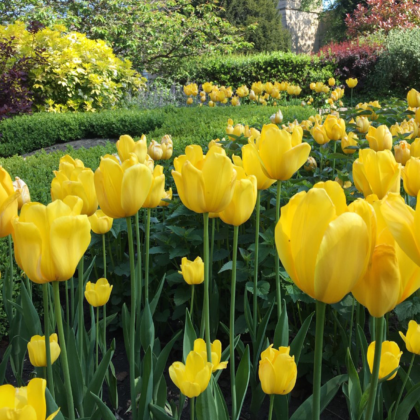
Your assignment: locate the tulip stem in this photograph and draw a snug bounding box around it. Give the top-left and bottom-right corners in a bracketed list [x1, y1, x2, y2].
[52, 281, 75, 420]
[203, 213, 212, 361]
[78, 258, 84, 362]
[102, 234, 107, 278]
[135, 212, 142, 314]
[8, 235, 13, 309]
[268, 395, 274, 420]
[313, 301, 326, 420]
[349, 296, 355, 353]
[190, 285, 195, 317]
[253, 190, 261, 338]
[394, 352, 415, 420]
[210, 218, 215, 293]
[230, 225, 239, 420]
[145, 208, 151, 303]
[190, 397, 195, 420]
[365, 316, 385, 420]
[96, 306, 99, 369]
[43, 284, 55, 398]
[70, 277, 75, 325]
[332, 142, 337, 179]
[103, 304, 107, 354]
[275, 181, 282, 320]
[126, 217, 137, 420]
[65, 282, 70, 335]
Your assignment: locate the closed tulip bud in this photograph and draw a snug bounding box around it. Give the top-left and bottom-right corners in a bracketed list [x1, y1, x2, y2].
[304, 156, 317, 172]
[271, 88, 280, 99]
[259, 345, 297, 395]
[209, 100, 215, 107]
[407, 88, 420, 108]
[270, 110, 283, 124]
[0, 378, 60, 420]
[179, 257, 204, 285]
[116, 134, 147, 163]
[311, 123, 329, 145]
[51, 155, 98, 216]
[394, 140, 411, 165]
[85, 278, 113, 307]
[249, 90, 257, 101]
[202, 82, 213, 93]
[255, 124, 311, 181]
[310, 82, 316, 90]
[328, 77, 335, 86]
[322, 85, 330, 94]
[13, 177, 31, 209]
[94, 154, 153, 219]
[353, 149, 401, 199]
[184, 83, 198, 96]
[186, 97, 193, 105]
[216, 90, 226, 102]
[251, 81, 264, 96]
[403, 157, 420, 196]
[346, 78, 358, 88]
[148, 139, 164, 161]
[341, 132, 358, 154]
[161, 135, 173, 160]
[276, 185, 370, 304]
[169, 350, 212, 398]
[355, 116, 370, 133]
[13, 200, 91, 283]
[28, 334, 61, 367]
[88, 209, 113, 234]
[200, 95, 206, 102]
[314, 82, 324, 93]
[367, 341, 402, 380]
[278, 81, 289, 91]
[143, 165, 166, 209]
[159, 188, 172, 207]
[324, 115, 346, 140]
[264, 82, 274, 94]
[194, 338, 228, 372]
[366, 125, 393, 151]
[400, 320, 420, 355]
[231, 96, 240, 106]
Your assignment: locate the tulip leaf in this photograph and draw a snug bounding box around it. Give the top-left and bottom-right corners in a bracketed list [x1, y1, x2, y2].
[357, 325, 370, 389]
[149, 403, 174, 420]
[45, 388, 65, 420]
[273, 300, 288, 348]
[89, 392, 117, 420]
[196, 383, 218, 420]
[0, 344, 11, 384]
[150, 274, 166, 315]
[395, 382, 420, 420]
[20, 281, 42, 336]
[243, 288, 255, 343]
[398, 368, 420, 418]
[218, 260, 232, 273]
[183, 309, 197, 362]
[235, 345, 250, 420]
[290, 374, 348, 420]
[214, 381, 230, 420]
[253, 303, 274, 376]
[121, 304, 130, 361]
[346, 348, 362, 420]
[140, 301, 155, 352]
[138, 346, 154, 420]
[290, 311, 314, 365]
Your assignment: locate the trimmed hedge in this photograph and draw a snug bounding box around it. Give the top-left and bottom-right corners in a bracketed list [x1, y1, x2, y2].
[169, 52, 337, 90]
[0, 105, 315, 157]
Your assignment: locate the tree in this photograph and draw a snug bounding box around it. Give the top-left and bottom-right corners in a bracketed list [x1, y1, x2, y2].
[221, 0, 291, 52]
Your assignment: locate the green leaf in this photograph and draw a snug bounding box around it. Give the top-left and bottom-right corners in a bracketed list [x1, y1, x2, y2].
[0, 344, 11, 384]
[150, 274, 166, 315]
[243, 288, 255, 342]
[357, 325, 370, 389]
[218, 261, 232, 273]
[395, 381, 420, 420]
[235, 345, 250, 420]
[273, 300, 288, 348]
[394, 298, 420, 321]
[139, 346, 154, 420]
[183, 309, 197, 362]
[45, 388, 65, 420]
[149, 404, 174, 420]
[140, 301, 155, 352]
[253, 303, 274, 373]
[20, 281, 42, 336]
[290, 375, 348, 420]
[196, 383, 218, 420]
[214, 382, 229, 420]
[290, 312, 314, 365]
[89, 392, 117, 420]
[346, 348, 362, 420]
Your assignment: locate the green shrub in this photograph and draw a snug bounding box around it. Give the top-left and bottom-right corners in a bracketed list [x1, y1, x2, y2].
[0, 105, 315, 156]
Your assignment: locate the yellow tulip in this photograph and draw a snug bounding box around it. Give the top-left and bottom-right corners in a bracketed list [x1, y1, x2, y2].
[367, 341, 402, 380]
[335, 177, 352, 189]
[346, 78, 358, 88]
[0, 167, 21, 237]
[202, 82, 213, 93]
[277, 81, 289, 91]
[172, 145, 236, 214]
[402, 157, 420, 197]
[240, 145, 275, 190]
[169, 350, 212, 398]
[148, 139, 164, 161]
[88, 209, 113, 234]
[270, 110, 283, 124]
[355, 116, 370, 133]
[400, 320, 420, 355]
[116, 134, 147, 163]
[394, 140, 411, 165]
[179, 257, 204, 285]
[353, 149, 401, 199]
[275, 185, 370, 304]
[13, 199, 91, 284]
[411, 138, 420, 157]
[259, 345, 297, 395]
[85, 278, 113, 307]
[51, 155, 98, 216]
[310, 82, 316, 90]
[416, 109, 420, 125]
[328, 77, 335, 87]
[0, 378, 59, 420]
[255, 124, 311, 181]
[311, 123, 329, 145]
[27, 334, 61, 367]
[231, 96, 240, 106]
[341, 132, 358, 154]
[407, 88, 420, 108]
[209, 100, 215, 107]
[270, 88, 280, 99]
[186, 97, 193, 105]
[142, 166, 165, 209]
[323, 115, 346, 140]
[251, 82, 264, 96]
[13, 177, 31, 209]
[218, 165, 257, 226]
[322, 85, 330, 94]
[366, 125, 392, 151]
[304, 156, 317, 171]
[194, 338, 228, 372]
[94, 154, 153, 219]
[159, 188, 172, 207]
[236, 85, 249, 97]
[184, 83, 198, 96]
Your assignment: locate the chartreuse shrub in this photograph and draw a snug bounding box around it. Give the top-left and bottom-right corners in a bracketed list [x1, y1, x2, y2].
[0, 22, 145, 112]
[0, 105, 315, 156]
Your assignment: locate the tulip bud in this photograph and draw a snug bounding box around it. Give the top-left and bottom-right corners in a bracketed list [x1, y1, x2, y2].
[179, 257, 204, 285]
[394, 140, 411, 165]
[310, 82, 316, 90]
[355, 116, 370, 133]
[209, 100, 215, 107]
[304, 156, 317, 172]
[367, 341, 402, 380]
[311, 123, 329, 145]
[13, 177, 30, 209]
[88, 209, 113, 234]
[231, 96, 240, 106]
[159, 188, 172, 207]
[270, 88, 280, 99]
[202, 82, 213, 93]
[402, 157, 420, 197]
[324, 115, 346, 140]
[366, 125, 393, 151]
[346, 78, 358, 88]
[400, 320, 420, 355]
[270, 110, 283, 124]
[341, 132, 358, 154]
[186, 97, 193, 105]
[411, 138, 420, 157]
[335, 177, 352, 189]
[85, 278, 113, 307]
[28, 334, 61, 367]
[328, 77, 335, 86]
[148, 139, 164, 161]
[407, 88, 420, 108]
[161, 135, 173, 160]
[251, 81, 264, 96]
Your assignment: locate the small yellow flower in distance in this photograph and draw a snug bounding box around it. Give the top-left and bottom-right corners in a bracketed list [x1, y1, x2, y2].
[310, 82, 316, 90]
[341, 132, 358, 154]
[194, 338, 228, 372]
[160, 135, 173, 160]
[200, 94, 206, 102]
[304, 156, 317, 172]
[400, 320, 420, 355]
[236, 85, 249, 97]
[169, 350, 212, 398]
[202, 82, 213, 93]
[314, 82, 324, 93]
[251, 81, 264, 96]
[367, 341, 402, 380]
[366, 125, 393, 151]
[323, 115, 346, 140]
[322, 85, 330, 94]
[148, 139, 164, 161]
[407, 88, 420, 108]
[270, 110, 283, 124]
[311, 122, 329, 145]
[231, 96, 240, 106]
[328, 77, 335, 86]
[249, 90, 257, 101]
[159, 188, 172, 207]
[88, 209, 113, 235]
[270, 88, 280, 99]
[186, 97, 193, 105]
[85, 278, 113, 307]
[179, 257, 204, 285]
[346, 78, 358, 88]
[278, 81, 289, 91]
[394, 140, 411, 165]
[209, 100, 215, 107]
[0, 378, 60, 420]
[355, 116, 370, 133]
[259, 345, 297, 395]
[184, 83, 198, 96]
[335, 177, 352, 189]
[13, 177, 31, 209]
[28, 334, 61, 367]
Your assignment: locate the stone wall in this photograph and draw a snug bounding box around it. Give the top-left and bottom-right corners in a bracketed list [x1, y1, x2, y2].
[277, 0, 322, 54]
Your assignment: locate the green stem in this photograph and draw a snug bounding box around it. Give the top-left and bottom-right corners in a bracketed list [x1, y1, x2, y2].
[190, 397, 195, 420]
[313, 301, 327, 420]
[210, 218, 215, 293]
[25, 276, 32, 299]
[349, 296, 355, 352]
[96, 307, 99, 369]
[103, 304, 107, 354]
[102, 234, 107, 279]
[52, 281, 75, 420]
[268, 395, 274, 420]
[320, 150, 324, 173]
[78, 258, 84, 361]
[365, 316, 385, 420]
[351, 88, 353, 108]
[275, 181, 282, 320]
[190, 285, 195, 317]
[65, 282, 70, 335]
[135, 212, 142, 313]
[43, 284, 55, 398]
[393, 353, 416, 420]
[230, 226, 239, 420]
[107, 234, 115, 270]
[8, 235, 13, 308]
[332, 141, 337, 179]
[70, 277, 75, 326]
[203, 213, 212, 361]
[253, 191, 261, 339]
[126, 217, 137, 420]
[145, 208, 151, 303]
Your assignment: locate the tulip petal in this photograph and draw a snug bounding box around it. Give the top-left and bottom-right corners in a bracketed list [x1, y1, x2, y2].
[0, 191, 19, 237]
[46, 409, 61, 420]
[181, 162, 206, 213]
[313, 181, 347, 215]
[27, 378, 47, 420]
[181, 381, 202, 399]
[0, 384, 15, 409]
[259, 359, 276, 394]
